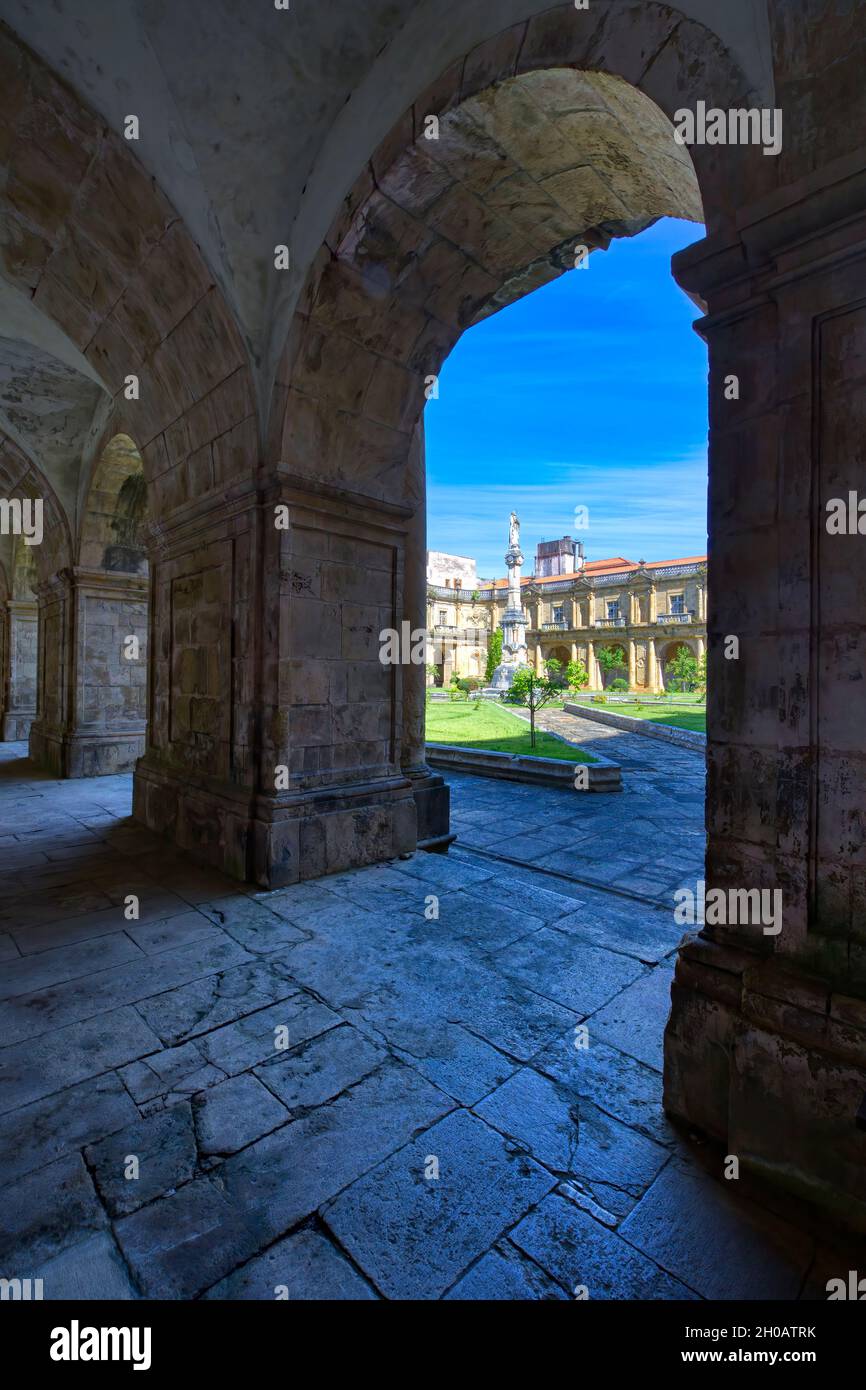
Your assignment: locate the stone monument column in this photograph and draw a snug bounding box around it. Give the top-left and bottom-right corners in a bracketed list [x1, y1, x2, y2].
[488, 511, 530, 692]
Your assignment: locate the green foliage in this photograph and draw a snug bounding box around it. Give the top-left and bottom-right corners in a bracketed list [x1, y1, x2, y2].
[456, 677, 482, 694]
[609, 677, 629, 692]
[485, 628, 503, 683]
[667, 645, 700, 692]
[591, 693, 607, 704]
[696, 650, 707, 701]
[508, 661, 568, 749]
[566, 659, 589, 691]
[596, 645, 627, 673]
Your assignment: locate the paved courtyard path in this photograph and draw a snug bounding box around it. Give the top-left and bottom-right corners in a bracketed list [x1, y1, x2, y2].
[0, 740, 857, 1301]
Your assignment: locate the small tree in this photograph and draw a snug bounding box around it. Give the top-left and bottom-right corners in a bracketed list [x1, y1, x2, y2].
[508, 658, 568, 749]
[668, 645, 699, 693]
[596, 645, 627, 689]
[696, 650, 707, 700]
[566, 658, 589, 691]
[485, 628, 503, 683]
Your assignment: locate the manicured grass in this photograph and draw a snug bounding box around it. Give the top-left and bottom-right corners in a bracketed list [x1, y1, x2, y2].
[426, 698, 596, 762]
[575, 700, 706, 733]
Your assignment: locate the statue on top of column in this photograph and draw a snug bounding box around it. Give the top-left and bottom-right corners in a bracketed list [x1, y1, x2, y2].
[509, 511, 520, 549]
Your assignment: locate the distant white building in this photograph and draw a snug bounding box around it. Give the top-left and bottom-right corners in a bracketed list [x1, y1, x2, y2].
[426, 551, 482, 590]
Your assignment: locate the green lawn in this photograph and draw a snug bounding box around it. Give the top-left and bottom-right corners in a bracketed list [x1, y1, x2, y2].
[426, 699, 596, 762]
[576, 700, 706, 733]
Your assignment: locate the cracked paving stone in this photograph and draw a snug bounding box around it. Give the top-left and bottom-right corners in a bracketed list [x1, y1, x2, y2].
[85, 1103, 197, 1217]
[445, 1241, 568, 1300]
[511, 1193, 699, 1300]
[115, 1060, 452, 1299]
[533, 1034, 675, 1147]
[197, 993, 341, 1075]
[256, 1023, 387, 1115]
[0, 934, 254, 1047]
[474, 1067, 669, 1197]
[492, 928, 647, 1016]
[118, 1041, 225, 1107]
[0, 1006, 162, 1115]
[618, 1161, 814, 1300]
[219, 1060, 452, 1239]
[198, 896, 309, 953]
[0, 1153, 107, 1270]
[135, 957, 301, 1047]
[203, 1228, 376, 1300]
[34, 1231, 140, 1300]
[0, 1072, 139, 1189]
[194, 1074, 289, 1156]
[324, 1108, 556, 1300]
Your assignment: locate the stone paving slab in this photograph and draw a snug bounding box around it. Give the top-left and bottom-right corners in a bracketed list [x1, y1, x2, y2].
[194, 1074, 289, 1156]
[0, 1072, 139, 1189]
[203, 1229, 377, 1301]
[135, 956, 300, 1047]
[0, 1006, 162, 1115]
[86, 1104, 197, 1217]
[492, 926, 648, 1016]
[474, 1066, 669, 1200]
[324, 1108, 556, 1299]
[618, 1161, 814, 1300]
[445, 1241, 568, 1300]
[34, 1231, 140, 1301]
[586, 962, 677, 1071]
[511, 1193, 700, 1299]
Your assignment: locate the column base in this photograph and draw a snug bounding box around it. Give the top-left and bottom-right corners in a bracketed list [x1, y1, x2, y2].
[2, 709, 34, 741]
[408, 769, 454, 853]
[133, 755, 420, 888]
[664, 933, 866, 1233]
[29, 723, 146, 777]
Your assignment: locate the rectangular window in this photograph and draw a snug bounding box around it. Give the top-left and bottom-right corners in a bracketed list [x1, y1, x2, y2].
[553, 605, 564, 623]
[670, 594, 685, 615]
[438, 610, 448, 626]
[607, 601, 620, 620]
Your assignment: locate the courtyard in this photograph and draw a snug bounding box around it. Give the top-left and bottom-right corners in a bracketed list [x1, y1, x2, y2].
[0, 732, 860, 1301]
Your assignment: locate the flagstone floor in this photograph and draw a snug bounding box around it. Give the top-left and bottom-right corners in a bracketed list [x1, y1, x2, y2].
[0, 737, 861, 1300]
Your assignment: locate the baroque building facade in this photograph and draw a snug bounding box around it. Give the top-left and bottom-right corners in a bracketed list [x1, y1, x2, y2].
[427, 548, 708, 691]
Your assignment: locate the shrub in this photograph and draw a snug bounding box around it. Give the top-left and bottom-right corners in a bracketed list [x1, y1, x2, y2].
[591, 693, 607, 704]
[609, 677, 629, 692]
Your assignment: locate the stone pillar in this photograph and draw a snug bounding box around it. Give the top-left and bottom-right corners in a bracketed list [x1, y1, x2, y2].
[664, 159, 866, 1230]
[29, 569, 148, 776]
[1, 597, 37, 740]
[134, 478, 423, 888]
[400, 426, 451, 851]
[647, 639, 658, 693]
[627, 637, 636, 690]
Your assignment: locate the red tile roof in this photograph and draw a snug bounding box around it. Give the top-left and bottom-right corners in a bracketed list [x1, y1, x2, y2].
[484, 555, 707, 588]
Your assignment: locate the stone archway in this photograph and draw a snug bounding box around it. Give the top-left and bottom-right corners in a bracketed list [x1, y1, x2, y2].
[29, 432, 152, 777]
[264, 22, 739, 885]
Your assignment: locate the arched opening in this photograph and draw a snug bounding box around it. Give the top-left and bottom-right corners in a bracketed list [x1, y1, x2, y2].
[0, 535, 38, 740]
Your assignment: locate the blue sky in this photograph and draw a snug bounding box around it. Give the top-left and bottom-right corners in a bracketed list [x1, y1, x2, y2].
[424, 216, 708, 579]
